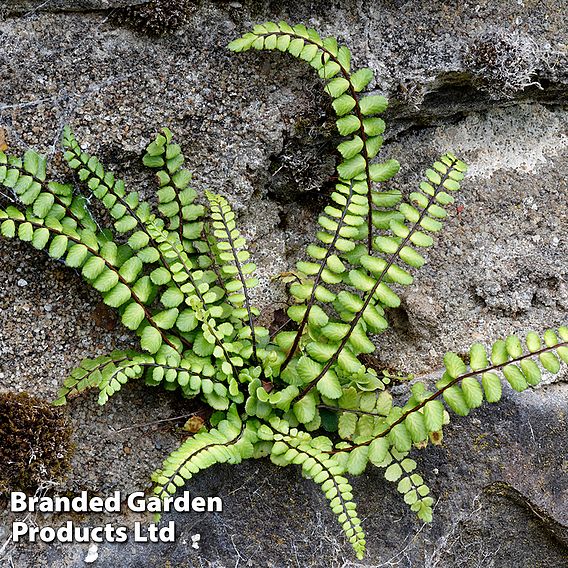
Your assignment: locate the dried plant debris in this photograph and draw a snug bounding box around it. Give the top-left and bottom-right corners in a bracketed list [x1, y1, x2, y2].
[464, 29, 543, 98]
[0, 391, 74, 494]
[112, 0, 193, 37]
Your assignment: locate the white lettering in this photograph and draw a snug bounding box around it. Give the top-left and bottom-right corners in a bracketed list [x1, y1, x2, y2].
[105, 491, 121, 513]
[127, 491, 146, 512]
[207, 496, 223, 512]
[57, 522, 73, 542]
[90, 497, 103, 512]
[147, 496, 163, 513]
[71, 491, 87, 512]
[159, 521, 175, 542]
[11, 522, 28, 541]
[192, 497, 205, 512]
[10, 492, 27, 512]
[173, 492, 190, 512]
[133, 522, 175, 542]
[133, 522, 147, 542]
[114, 526, 128, 542]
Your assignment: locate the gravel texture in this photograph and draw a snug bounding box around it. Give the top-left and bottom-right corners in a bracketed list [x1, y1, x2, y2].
[0, 1, 567, 566]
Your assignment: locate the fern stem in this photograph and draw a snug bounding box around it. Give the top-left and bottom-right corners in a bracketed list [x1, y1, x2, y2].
[280, 181, 357, 371]
[214, 205, 259, 363]
[328, 340, 568, 454]
[109, 412, 205, 434]
[317, 404, 383, 417]
[64, 354, 131, 399]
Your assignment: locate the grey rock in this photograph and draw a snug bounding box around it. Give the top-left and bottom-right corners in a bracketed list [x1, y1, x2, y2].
[0, 0, 145, 14]
[2, 385, 567, 567]
[0, 0, 567, 566]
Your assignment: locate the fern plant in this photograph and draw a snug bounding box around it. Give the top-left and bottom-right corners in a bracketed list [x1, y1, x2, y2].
[0, 21, 566, 560]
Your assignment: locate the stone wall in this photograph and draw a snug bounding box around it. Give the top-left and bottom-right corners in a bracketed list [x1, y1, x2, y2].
[0, 1, 566, 566]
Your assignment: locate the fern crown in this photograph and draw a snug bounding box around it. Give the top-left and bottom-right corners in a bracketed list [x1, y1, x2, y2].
[0, 21, 566, 560]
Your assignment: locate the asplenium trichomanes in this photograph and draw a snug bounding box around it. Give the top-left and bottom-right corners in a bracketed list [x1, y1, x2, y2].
[0, 21, 566, 560]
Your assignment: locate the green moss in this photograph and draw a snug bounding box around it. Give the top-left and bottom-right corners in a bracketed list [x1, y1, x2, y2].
[0, 391, 74, 494]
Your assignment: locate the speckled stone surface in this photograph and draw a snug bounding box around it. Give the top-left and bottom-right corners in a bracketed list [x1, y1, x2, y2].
[0, 1, 567, 566]
[0, 0, 145, 12]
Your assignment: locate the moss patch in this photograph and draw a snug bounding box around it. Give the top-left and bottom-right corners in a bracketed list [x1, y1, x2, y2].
[0, 391, 74, 494]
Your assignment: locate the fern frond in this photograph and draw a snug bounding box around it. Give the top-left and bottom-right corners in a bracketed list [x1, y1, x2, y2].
[151, 405, 248, 502]
[56, 349, 227, 405]
[390, 463, 433, 522]
[142, 127, 204, 248]
[229, 21, 395, 252]
[142, 131, 254, 353]
[276, 180, 368, 368]
[269, 421, 366, 559]
[438, 327, 567, 413]
[62, 127, 156, 238]
[333, 327, 567, 458]
[54, 350, 154, 405]
[206, 191, 265, 362]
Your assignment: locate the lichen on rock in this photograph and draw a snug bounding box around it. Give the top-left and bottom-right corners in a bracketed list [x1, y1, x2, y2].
[464, 29, 543, 98]
[112, 0, 194, 37]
